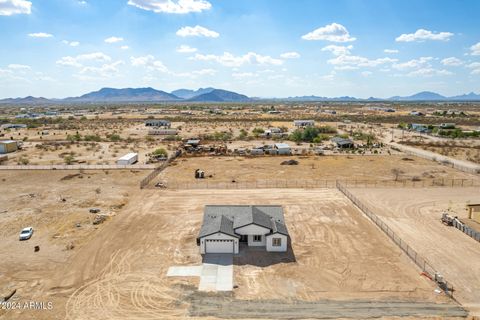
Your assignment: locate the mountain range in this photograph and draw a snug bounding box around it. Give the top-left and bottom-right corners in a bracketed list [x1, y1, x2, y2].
[0, 88, 479, 104]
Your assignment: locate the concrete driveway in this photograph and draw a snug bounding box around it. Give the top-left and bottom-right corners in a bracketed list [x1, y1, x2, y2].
[199, 254, 233, 291]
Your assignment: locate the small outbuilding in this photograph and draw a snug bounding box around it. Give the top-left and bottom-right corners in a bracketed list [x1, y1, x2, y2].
[145, 119, 171, 128]
[274, 143, 291, 155]
[467, 204, 480, 224]
[293, 120, 315, 127]
[0, 140, 18, 154]
[117, 153, 138, 165]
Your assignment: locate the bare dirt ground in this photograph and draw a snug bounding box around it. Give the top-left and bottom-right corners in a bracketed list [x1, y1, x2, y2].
[157, 155, 478, 186]
[0, 185, 463, 319]
[351, 187, 480, 315]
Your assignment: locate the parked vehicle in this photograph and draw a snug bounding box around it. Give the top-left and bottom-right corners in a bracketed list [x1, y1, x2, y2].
[19, 227, 33, 240]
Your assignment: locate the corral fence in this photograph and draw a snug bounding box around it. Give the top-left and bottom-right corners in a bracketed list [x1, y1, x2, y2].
[452, 219, 480, 243]
[0, 164, 156, 170]
[139, 150, 181, 189]
[158, 178, 480, 190]
[336, 181, 455, 298]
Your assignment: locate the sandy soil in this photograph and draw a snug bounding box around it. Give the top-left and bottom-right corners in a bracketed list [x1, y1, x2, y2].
[351, 187, 480, 314]
[0, 185, 460, 319]
[157, 155, 478, 186]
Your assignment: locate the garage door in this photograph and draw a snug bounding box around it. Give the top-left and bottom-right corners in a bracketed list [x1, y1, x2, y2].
[205, 239, 234, 253]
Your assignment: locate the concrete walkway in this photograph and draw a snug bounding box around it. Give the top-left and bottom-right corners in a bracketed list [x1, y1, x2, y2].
[166, 254, 233, 292]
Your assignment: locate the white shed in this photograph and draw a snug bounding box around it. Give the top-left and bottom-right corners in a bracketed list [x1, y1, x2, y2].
[274, 143, 291, 155]
[117, 153, 138, 165]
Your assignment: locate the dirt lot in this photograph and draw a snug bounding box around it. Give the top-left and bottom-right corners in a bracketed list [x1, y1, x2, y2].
[157, 155, 478, 186]
[351, 187, 480, 315]
[0, 184, 463, 319]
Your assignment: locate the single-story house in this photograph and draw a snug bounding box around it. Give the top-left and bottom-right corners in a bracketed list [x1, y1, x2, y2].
[145, 119, 171, 128]
[293, 120, 315, 127]
[185, 139, 201, 148]
[331, 137, 354, 149]
[197, 205, 289, 254]
[410, 123, 429, 133]
[274, 143, 291, 155]
[0, 140, 18, 154]
[1, 124, 27, 130]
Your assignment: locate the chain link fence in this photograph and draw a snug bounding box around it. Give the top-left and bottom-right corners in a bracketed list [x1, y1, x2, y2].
[336, 181, 454, 298]
[156, 178, 480, 190]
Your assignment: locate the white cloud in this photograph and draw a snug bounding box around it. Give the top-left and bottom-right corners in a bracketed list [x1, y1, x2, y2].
[191, 52, 283, 67]
[280, 51, 300, 59]
[361, 71, 372, 77]
[79, 60, 124, 78]
[176, 44, 197, 53]
[407, 68, 453, 77]
[56, 52, 111, 68]
[466, 62, 480, 75]
[175, 68, 216, 78]
[321, 45, 353, 56]
[441, 57, 463, 66]
[328, 54, 397, 69]
[130, 55, 168, 72]
[120, 45, 130, 50]
[384, 49, 399, 54]
[0, 0, 31, 16]
[127, 0, 211, 14]
[176, 25, 219, 38]
[28, 32, 53, 38]
[232, 72, 258, 79]
[395, 29, 453, 42]
[105, 36, 124, 43]
[301, 23, 356, 42]
[8, 64, 31, 70]
[63, 40, 80, 47]
[392, 57, 432, 70]
[470, 42, 480, 56]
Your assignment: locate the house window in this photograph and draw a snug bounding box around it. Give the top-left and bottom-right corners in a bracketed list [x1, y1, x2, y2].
[253, 235, 262, 242]
[272, 238, 282, 247]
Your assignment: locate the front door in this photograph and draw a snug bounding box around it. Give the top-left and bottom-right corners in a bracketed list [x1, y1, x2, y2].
[240, 235, 248, 243]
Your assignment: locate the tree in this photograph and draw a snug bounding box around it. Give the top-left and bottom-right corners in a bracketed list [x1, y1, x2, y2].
[152, 148, 168, 158]
[391, 168, 404, 181]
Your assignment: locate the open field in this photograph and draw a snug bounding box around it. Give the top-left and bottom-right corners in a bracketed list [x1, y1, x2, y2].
[157, 155, 478, 186]
[351, 187, 480, 314]
[0, 183, 464, 319]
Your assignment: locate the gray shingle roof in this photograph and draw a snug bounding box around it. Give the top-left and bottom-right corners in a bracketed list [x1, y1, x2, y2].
[197, 205, 289, 239]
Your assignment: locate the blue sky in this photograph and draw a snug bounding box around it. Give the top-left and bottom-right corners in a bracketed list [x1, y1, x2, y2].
[0, 0, 479, 99]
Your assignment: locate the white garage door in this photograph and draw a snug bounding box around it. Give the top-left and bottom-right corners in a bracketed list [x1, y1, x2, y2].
[205, 239, 234, 253]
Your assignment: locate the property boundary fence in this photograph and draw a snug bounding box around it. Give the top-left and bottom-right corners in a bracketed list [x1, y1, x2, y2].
[452, 219, 480, 243]
[159, 178, 480, 190]
[0, 164, 155, 170]
[139, 150, 181, 189]
[336, 181, 454, 298]
[392, 143, 480, 175]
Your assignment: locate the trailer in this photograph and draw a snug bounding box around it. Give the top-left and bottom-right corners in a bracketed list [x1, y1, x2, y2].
[117, 153, 138, 165]
[0, 140, 18, 154]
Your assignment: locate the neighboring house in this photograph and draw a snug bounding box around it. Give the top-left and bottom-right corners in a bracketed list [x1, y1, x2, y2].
[1, 124, 27, 130]
[293, 120, 315, 127]
[197, 205, 289, 254]
[410, 123, 429, 133]
[331, 137, 354, 149]
[145, 119, 171, 128]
